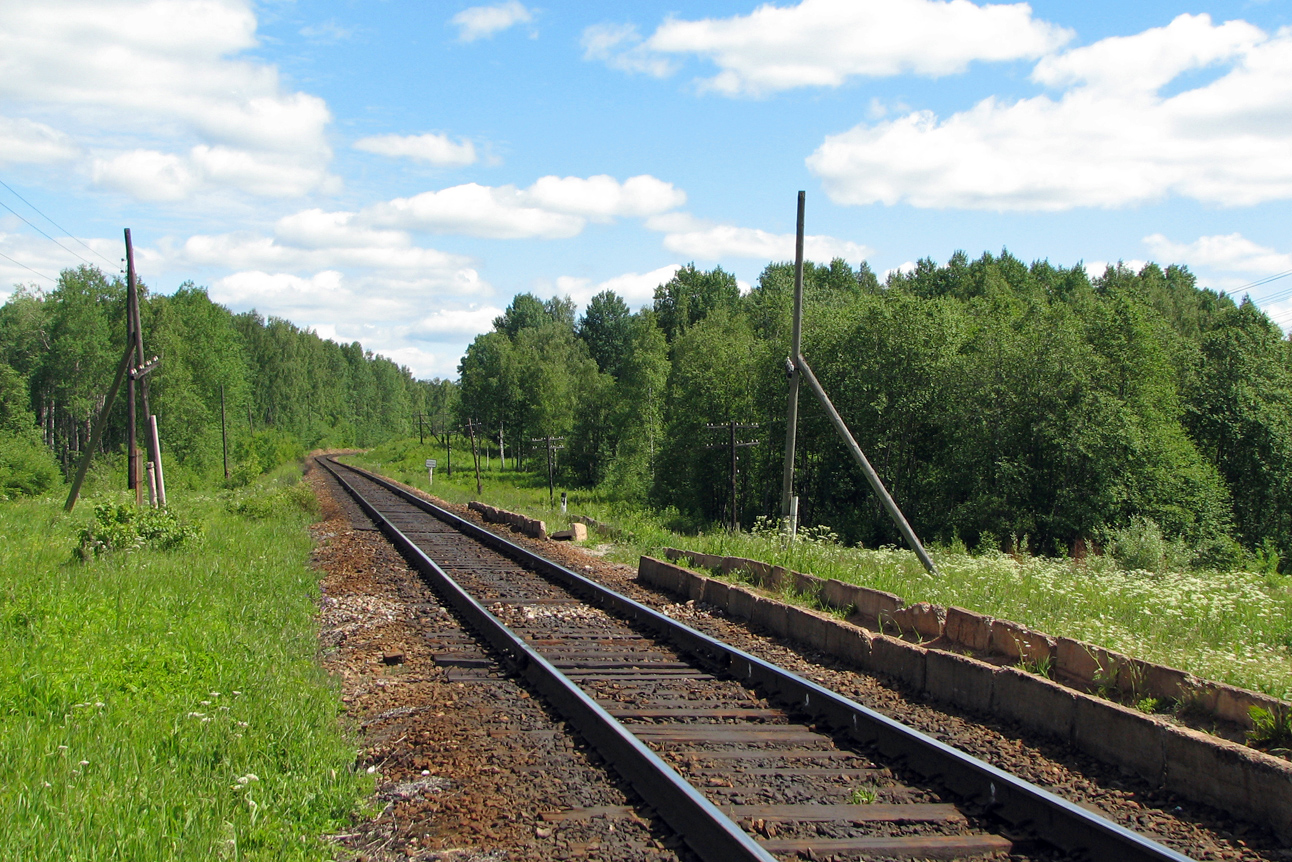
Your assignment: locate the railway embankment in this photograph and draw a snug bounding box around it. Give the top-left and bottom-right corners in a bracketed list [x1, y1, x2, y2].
[639, 551, 1292, 844]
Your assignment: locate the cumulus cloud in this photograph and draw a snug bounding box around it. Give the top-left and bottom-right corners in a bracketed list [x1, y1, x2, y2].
[645, 213, 870, 263]
[0, 0, 335, 200]
[586, 0, 1070, 95]
[451, 1, 532, 42]
[364, 174, 684, 239]
[353, 133, 477, 167]
[0, 116, 79, 166]
[807, 14, 1292, 210]
[1144, 233, 1292, 275]
[554, 264, 684, 308]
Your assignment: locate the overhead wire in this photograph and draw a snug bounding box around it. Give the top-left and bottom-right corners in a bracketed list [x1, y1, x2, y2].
[0, 197, 103, 270]
[0, 177, 120, 269]
[0, 249, 57, 284]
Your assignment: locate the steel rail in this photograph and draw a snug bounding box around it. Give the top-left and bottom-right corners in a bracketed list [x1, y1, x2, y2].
[319, 457, 777, 862]
[322, 456, 1196, 862]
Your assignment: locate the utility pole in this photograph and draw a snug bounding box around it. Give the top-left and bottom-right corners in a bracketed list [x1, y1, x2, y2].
[705, 422, 759, 532]
[777, 191, 940, 576]
[464, 418, 483, 495]
[531, 435, 565, 507]
[418, 411, 424, 445]
[780, 191, 806, 533]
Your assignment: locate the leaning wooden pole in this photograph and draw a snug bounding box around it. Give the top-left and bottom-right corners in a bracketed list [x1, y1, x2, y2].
[65, 341, 134, 512]
[780, 191, 805, 528]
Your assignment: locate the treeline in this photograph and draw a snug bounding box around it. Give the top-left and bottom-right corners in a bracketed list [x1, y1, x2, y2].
[460, 254, 1292, 569]
[0, 265, 453, 496]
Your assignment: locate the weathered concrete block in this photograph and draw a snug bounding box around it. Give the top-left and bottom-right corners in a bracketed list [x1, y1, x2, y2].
[727, 585, 757, 621]
[870, 635, 927, 690]
[786, 605, 830, 651]
[883, 601, 944, 640]
[993, 667, 1076, 741]
[1140, 661, 1195, 703]
[747, 559, 774, 583]
[663, 547, 685, 562]
[751, 595, 790, 637]
[944, 606, 992, 652]
[768, 565, 789, 591]
[705, 579, 730, 609]
[1206, 682, 1286, 729]
[551, 523, 588, 542]
[924, 649, 996, 715]
[685, 570, 707, 603]
[826, 621, 873, 669]
[1054, 637, 1103, 684]
[822, 579, 857, 612]
[1162, 724, 1292, 842]
[1072, 694, 1164, 781]
[793, 571, 825, 598]
[852, 586, 904, 623]
[989, 619, 1054, 665]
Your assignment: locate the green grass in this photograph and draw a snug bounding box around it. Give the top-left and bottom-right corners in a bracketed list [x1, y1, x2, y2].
[350, 438, 1292, 702]
[0, 465, 369, 861]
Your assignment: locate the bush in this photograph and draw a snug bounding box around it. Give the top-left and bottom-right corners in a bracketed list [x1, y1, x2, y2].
[1107, 517, 1191, 573]
[226, 479, 319, 520]
[0, 432, 59, 500]
[76, 503, 202, 559]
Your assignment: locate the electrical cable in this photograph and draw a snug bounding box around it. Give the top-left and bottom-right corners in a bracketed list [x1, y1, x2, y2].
[0, 197, 102, 269]
[0, 178, 119, 269]
[0, 249, 56, 283]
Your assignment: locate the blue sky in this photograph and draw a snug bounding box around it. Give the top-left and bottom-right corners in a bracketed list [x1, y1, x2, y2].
[2, 0, 1291, 378]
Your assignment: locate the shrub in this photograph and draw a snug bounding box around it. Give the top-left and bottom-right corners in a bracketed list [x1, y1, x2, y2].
[226, 480, 319, 520]
[0, 432, 59, 500]
[1108, 517, 1190, 573]
[76, 503, 202, 559]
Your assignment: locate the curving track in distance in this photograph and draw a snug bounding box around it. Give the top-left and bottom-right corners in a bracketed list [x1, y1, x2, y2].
[319, 456, 1196, 862]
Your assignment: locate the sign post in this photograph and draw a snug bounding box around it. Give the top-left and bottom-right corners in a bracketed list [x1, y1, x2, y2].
[425, 458, 437, 486]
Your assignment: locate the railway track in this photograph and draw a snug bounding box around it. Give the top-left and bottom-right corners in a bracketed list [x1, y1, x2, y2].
[320, 456, 1196, 862]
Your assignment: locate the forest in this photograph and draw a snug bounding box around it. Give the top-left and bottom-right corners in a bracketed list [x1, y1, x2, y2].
[3, 251, 1291, 571]
[0, 265, 453, 495]
[457, 253, 1292, 570]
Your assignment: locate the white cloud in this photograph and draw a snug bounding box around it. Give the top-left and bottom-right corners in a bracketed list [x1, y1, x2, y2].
[649, 215, 871, 263]
[555, 264, 683, 308]
[1082, 260, 1148, 281]
[451, 1, 532, 43]
[0, 116, 79, 166]
[1144, 233, 1292, 275]
[0, 0, 335, 200]
[524, 174, 685, 220]
[364, 174, 684, 239]
[366, 184, 586, 240]
[808, 14, 1292, 210]
[588, 0, 1070, 95]
[580, 23, 677, 77]
[353, 133, 477, 167]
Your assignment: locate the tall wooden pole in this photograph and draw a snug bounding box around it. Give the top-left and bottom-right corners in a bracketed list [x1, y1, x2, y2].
[126, 272, 138, 500]
[125, 229, 157, 495]
[780, 192, 806, 526]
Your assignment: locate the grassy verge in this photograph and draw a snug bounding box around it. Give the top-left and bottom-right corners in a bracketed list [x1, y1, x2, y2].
[348, 439, 1292, 701]
[0, 465, 369, 861]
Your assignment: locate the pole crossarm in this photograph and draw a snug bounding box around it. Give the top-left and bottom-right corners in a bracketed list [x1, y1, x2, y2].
[792, 353, 940, 576]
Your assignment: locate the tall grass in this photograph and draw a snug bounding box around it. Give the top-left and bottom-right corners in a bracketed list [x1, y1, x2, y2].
[0, 466, 369, 861]
[350, 439, 1292, 701]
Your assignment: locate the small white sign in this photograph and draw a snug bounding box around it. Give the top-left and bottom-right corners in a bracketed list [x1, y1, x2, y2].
[426, 459, 437, 468]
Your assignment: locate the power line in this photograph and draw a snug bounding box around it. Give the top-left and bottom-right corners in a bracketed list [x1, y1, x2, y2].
[0, 178, 120, 269]
[0, 249, 56, 283]
[0, 196, 102, 269]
